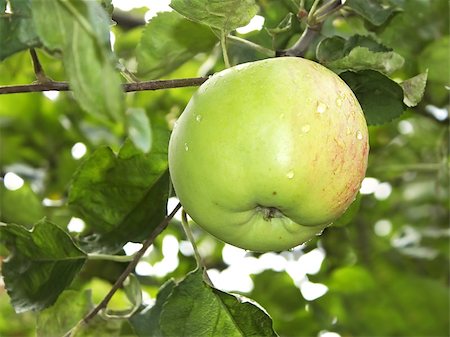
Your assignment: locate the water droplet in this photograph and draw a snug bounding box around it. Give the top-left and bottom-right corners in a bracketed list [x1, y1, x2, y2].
[195, 114, 202, 122]
[286, 170, 295, 179]
[301, 124, 311, 133]
[184, 143, 189, 151]
[356, 130, 363, 140]
[316, 102, 327, 114]
[336, 98, 343, 107]
[346, 127, 352, 135]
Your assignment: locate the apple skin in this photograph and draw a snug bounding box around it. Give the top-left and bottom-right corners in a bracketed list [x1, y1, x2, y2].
[168, 57, 369, 252]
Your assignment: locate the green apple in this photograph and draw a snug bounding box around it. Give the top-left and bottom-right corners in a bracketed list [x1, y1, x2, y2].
[168, 57, 369, 252]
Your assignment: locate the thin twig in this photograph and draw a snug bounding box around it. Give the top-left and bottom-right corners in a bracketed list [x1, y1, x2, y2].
[0, 77, 208, 95]
[80, 202, 182, 327]
[29, 49, 51, 83]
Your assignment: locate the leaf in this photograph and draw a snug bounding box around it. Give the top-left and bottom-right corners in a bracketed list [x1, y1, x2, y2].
[0, 183, 45, 227]
[68, 117, 170, 252]
[136, 11, 217, 79]
[160, 269, 277, 337]
[129, 279, 176, 337]
[32, 0, 125, 124]
[0, 0, 40, 60]
[328, 47, 404, 75]
[345, 0, 397, 26]
[317, 35, 391, 64]
[36, 290, 92, 337]
[400, 72, 428, 107]
[340, 70, 406, 125]
[317, 35, 403, 74]
[170, 0, 259, 33]
[127, 108, 152, 153]
[316, 36, 346, 63]
[265, 13, 294, 36]
[0, 219, 87, 312]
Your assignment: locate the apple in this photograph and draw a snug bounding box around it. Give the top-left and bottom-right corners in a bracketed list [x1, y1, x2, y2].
[168, 57, 369, 252]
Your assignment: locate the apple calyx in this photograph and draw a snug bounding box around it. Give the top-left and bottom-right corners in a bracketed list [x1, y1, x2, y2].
[256, 205, 285, 221]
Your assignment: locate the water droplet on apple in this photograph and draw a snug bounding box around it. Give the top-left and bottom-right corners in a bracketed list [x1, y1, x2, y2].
[195, 114, 202, 122]
[336, 98, 343, 107]
[356, 130, 363, 140]
[316, 102, 327, 114]
[346, 127, 352, 135]
[184, 143, 189, 151]
[301, 124, 310, 133]
[286, 170, 295, 179]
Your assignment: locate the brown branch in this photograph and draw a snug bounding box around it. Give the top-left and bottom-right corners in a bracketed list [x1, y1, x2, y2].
[277, 0, 344, 57]
[0, 77, 208, 95]
[29, 49, 51, 83]
[78, 202, 182, 329]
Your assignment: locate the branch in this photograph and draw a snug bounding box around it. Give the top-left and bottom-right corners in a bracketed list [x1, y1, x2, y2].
[30, 49, 51, 83]
[78, 202, 182, 328]
[277, 0, 344, 57]
[112, 9, 145, 30]
[0, 77, 208, 95]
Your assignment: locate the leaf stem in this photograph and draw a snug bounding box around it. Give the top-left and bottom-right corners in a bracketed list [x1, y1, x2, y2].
[181, 210, 203, 269]
[227, 35, 275, 57]
[220, 31, 231, 68]
[307, 0, 322, 22]
[180, 210, 213, 286]
[69, 202, 182, 333]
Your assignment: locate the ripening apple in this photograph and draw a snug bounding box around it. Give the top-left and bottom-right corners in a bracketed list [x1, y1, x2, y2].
[168, 57, 369, 252]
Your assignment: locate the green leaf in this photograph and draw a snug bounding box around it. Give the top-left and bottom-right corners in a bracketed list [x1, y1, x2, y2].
[400, 72, 428, 107]
[136, 11, 217, 79]
[345, 0, 397, 26]
[129, 279, 176, 337]
[0, 0, 40, 60]
[127, 108, 152, 153]
[36, 290, 92, 337]
[266, 13, 294, 35]
[0, 219, 87, 312]
[160, 269, 277, 336]
[317, 35, 403, 74]
[316, 36, 346, 63]
[68, 117, 170, 252]
[0, 182, 45, 227]
[170, 0, 259, 33]
[328, 46, 404, 75]
[317, 35, 391, 64]
[340, 70, 406, 125]
[32, 0, 125, 124]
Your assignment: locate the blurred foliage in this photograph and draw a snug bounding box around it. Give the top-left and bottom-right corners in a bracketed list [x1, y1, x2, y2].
[0, 0, 449, 336]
